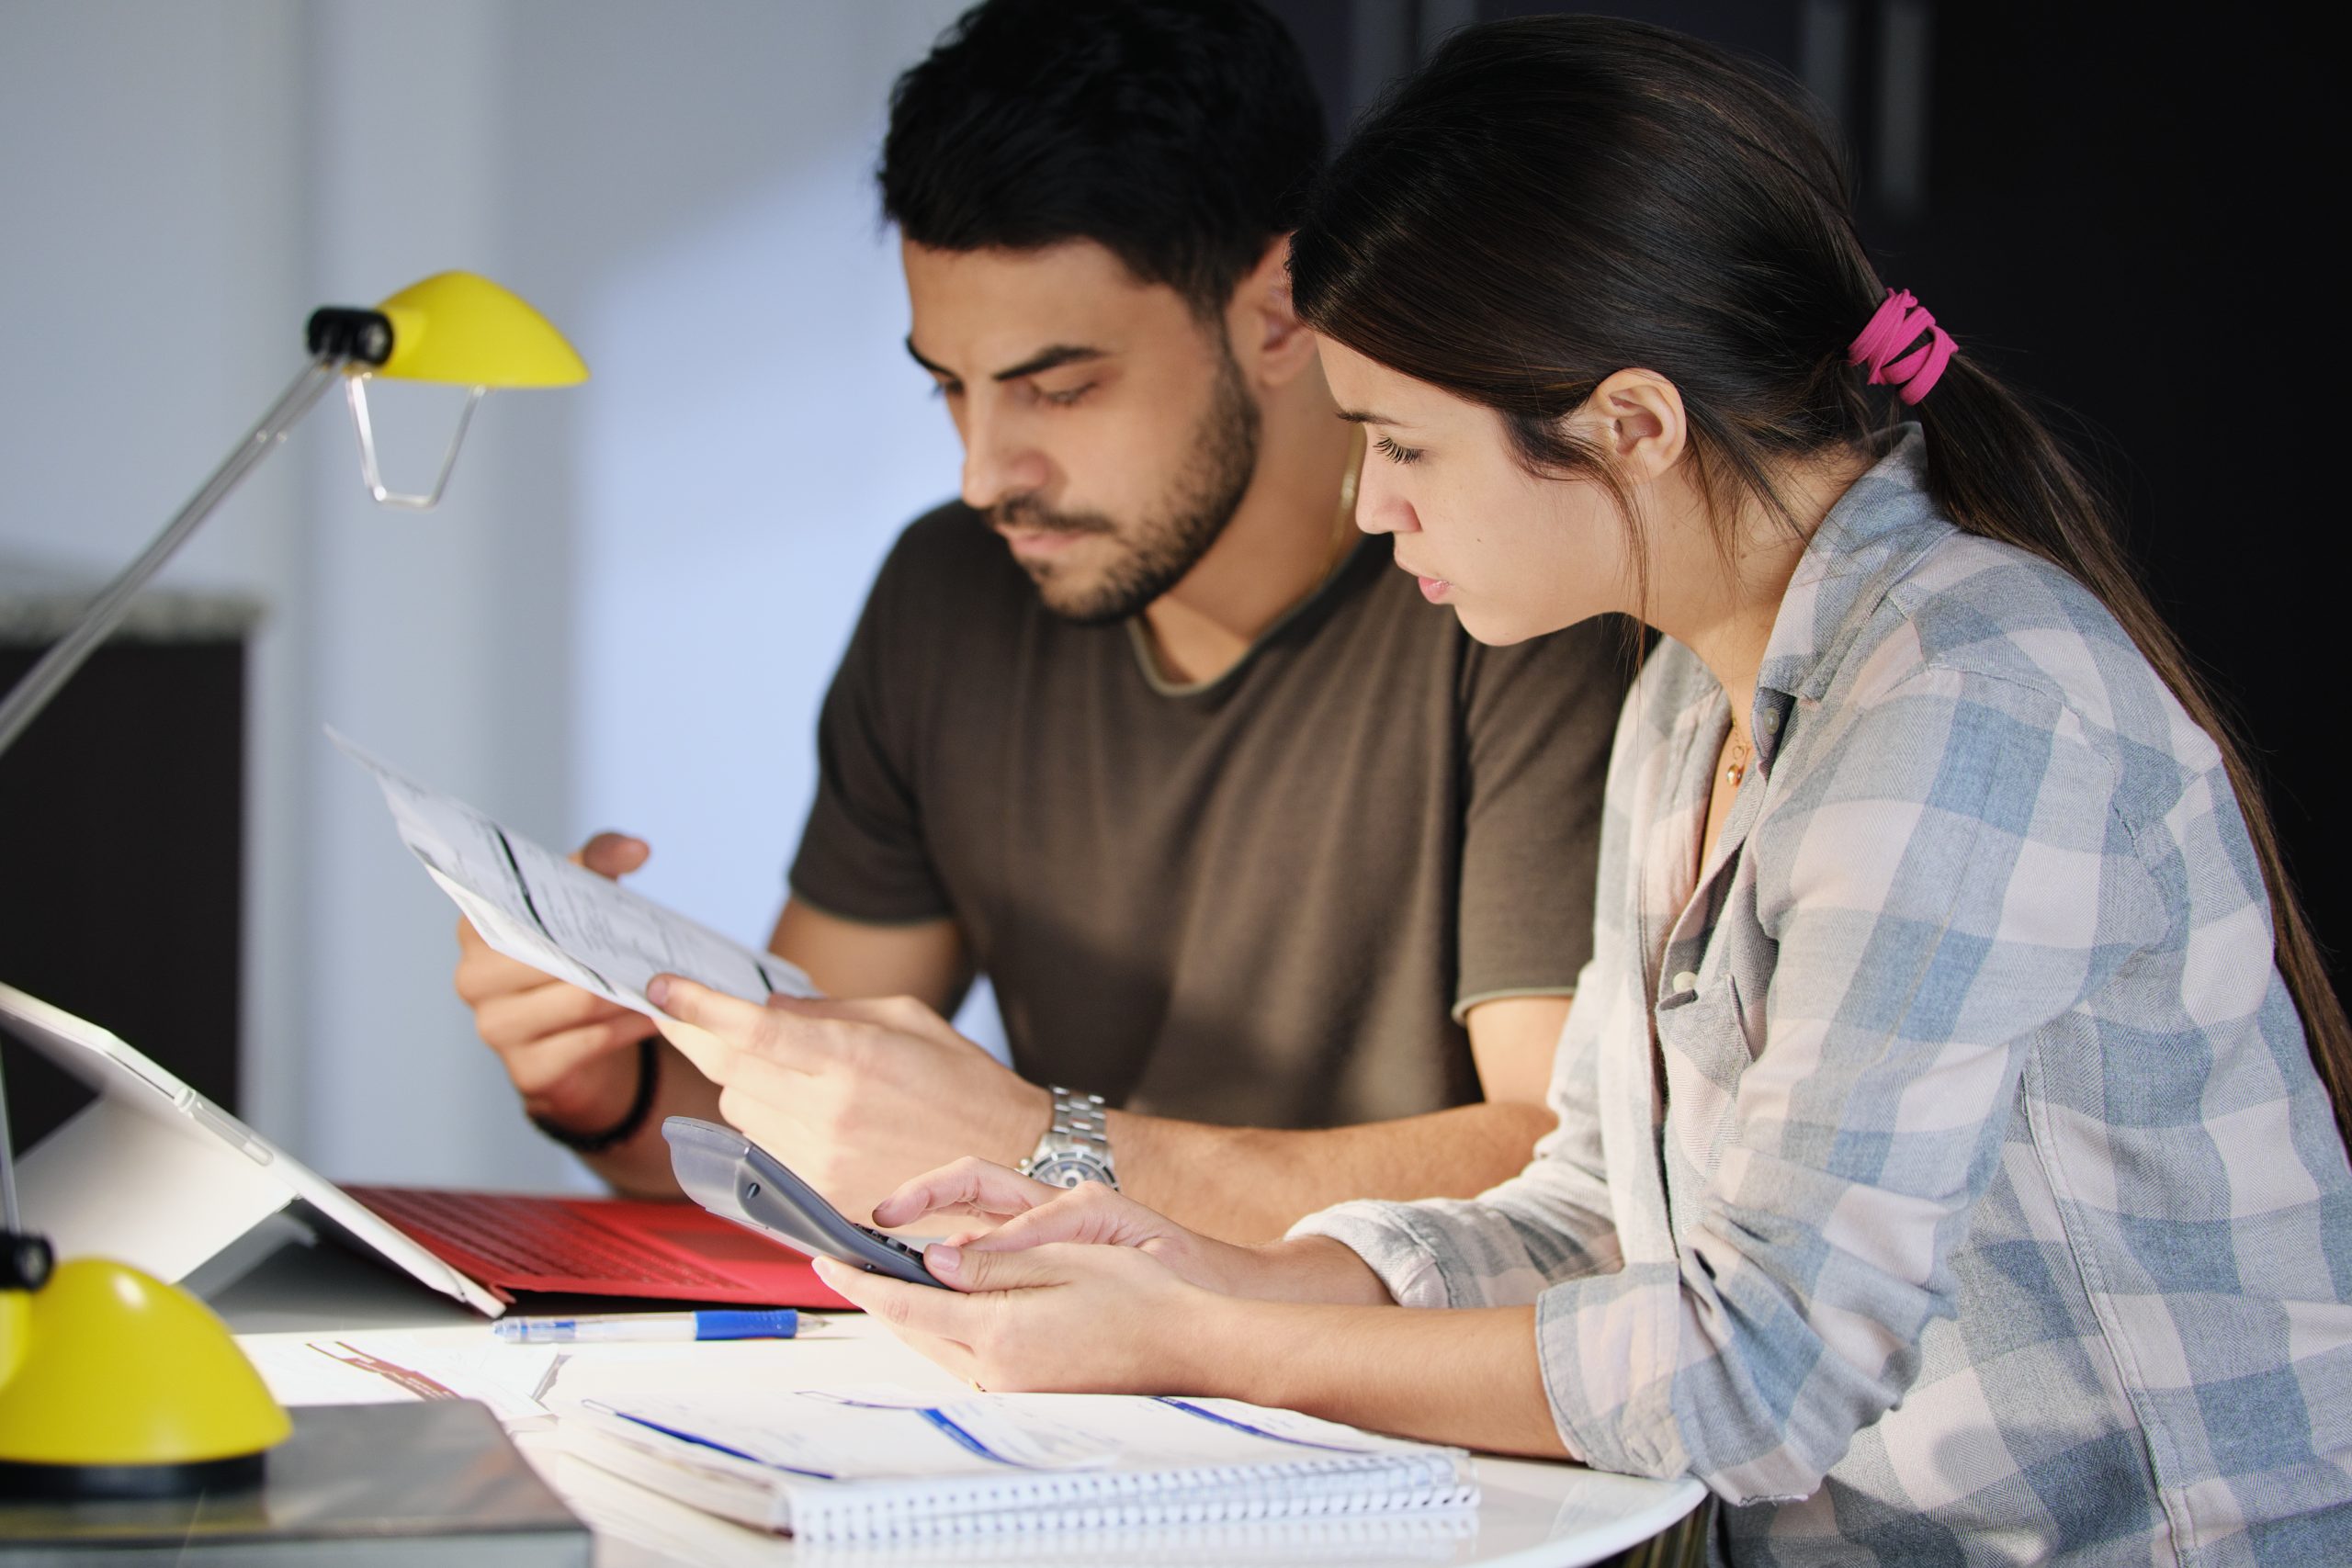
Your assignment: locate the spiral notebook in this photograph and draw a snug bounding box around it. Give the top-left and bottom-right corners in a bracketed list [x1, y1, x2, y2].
[552, 1384, 1477, 1543]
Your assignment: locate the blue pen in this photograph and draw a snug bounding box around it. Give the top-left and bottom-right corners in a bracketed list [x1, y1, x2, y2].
[491, 1308, 799, 1345]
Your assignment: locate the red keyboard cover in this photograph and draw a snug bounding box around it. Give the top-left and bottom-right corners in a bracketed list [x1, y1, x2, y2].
[346, 1185, 852, 1309]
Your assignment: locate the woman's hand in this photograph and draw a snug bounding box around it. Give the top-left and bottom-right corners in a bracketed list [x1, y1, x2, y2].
[818, 1159, 1505, 1444]
[866, 1158, 1398, 1305]
[818, 1161, 1250, 1392]
[869, 1158, 1264, 1293]
[813, 1231, 1230, 1394]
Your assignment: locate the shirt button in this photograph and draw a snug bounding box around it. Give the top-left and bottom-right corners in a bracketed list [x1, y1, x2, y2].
[1762, 709, 1781, 732]
[1670, 970, 1700, 993]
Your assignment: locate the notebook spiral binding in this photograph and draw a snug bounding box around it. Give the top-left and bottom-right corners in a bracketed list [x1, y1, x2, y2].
[792, 1451, 1476, 1542]
[787, 1508, 1480, 1566]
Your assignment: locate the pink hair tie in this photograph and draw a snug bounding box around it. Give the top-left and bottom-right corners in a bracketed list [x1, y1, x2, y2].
[1848, 287, 1957, 404]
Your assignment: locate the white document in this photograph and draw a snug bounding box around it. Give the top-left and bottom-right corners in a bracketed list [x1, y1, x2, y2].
[239, 1328, 563, 1425]
[333, 728, 814, 1018]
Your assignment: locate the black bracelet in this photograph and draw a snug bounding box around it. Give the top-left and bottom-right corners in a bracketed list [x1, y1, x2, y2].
[530, 1035, 660, 1154]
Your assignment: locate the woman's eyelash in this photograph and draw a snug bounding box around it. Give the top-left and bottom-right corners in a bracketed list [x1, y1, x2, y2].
[1374, 434, 1422, 465]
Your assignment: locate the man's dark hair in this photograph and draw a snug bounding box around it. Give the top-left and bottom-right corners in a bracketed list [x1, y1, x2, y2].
[879, 0, 1327, 317]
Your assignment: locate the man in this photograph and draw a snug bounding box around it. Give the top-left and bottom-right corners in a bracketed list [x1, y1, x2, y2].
[457, 0, 1624, 1241]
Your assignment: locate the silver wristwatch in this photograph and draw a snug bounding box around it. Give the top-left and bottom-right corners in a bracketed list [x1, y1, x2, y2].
[1017, 1086, 1119, 1190]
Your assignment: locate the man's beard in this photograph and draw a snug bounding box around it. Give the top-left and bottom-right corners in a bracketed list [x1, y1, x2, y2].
[992, 341, 1261, 626]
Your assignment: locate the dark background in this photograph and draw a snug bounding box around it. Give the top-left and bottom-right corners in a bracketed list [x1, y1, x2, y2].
[0, 641, 245, 1154]
[1267, 0, 2346, 1000]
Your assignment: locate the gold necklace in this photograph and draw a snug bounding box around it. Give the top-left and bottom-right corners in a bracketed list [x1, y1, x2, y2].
[1723, 727, 1754, 787]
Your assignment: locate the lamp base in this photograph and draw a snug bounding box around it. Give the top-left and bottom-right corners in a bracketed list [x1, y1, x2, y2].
[0, 1450, 264, 1500]
[0, 1258, 291, 1484]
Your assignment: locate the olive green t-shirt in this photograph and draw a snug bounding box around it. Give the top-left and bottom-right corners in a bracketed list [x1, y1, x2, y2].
[788, 503, 1624, 1129]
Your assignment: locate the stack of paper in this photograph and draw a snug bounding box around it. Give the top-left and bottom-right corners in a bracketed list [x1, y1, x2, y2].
[553, 1385, 1478, 1543]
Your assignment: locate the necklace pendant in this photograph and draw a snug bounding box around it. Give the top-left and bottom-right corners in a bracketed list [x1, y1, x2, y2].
[1724, 760, 1746, 786]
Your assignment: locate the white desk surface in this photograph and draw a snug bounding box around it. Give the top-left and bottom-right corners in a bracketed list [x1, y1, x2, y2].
[218, 1242, 1706, 1568]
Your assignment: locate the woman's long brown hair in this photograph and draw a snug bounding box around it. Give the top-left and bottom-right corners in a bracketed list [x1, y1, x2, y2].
[1291, 16, 2352, 1150]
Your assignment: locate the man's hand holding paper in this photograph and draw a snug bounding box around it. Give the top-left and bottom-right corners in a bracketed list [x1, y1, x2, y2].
[341, 731, 824, 1187]
[345, 728, 1043, 1218]
[642, 976, 1050, 1232]
[456, 830, 664, 1135]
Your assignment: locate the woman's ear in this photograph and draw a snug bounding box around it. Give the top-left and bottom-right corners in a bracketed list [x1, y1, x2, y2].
[1584, 368, 1687, 483]
[1227, 235, 1318, 387]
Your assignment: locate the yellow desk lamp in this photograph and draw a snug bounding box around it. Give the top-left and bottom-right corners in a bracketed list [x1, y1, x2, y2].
[0, 271, 585, 1498]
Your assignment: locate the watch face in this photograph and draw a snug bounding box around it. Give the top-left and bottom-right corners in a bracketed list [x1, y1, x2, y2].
[1029, 1154, 1113, 1190]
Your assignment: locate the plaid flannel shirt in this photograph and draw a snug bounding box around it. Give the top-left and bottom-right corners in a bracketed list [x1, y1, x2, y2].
[1295, 434, 2352, 1563]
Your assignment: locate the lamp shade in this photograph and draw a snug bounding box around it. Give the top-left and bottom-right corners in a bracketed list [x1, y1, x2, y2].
[371, 271, 588, 388]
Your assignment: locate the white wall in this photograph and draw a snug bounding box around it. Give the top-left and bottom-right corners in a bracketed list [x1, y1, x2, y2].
[0, 0, 316, 1160]
[2, 0, 973, 1188]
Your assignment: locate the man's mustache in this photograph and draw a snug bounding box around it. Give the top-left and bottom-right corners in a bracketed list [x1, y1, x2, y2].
[990, 496, 1118, 536]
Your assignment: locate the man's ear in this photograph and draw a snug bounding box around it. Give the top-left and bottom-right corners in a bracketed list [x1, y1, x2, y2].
[1226, 235, 1317, 387]
[1581, 368, 1687, 484]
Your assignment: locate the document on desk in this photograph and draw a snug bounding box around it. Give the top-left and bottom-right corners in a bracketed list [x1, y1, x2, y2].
[240, 1327, 563, 1426]
[333, 728, 815, 1017]
[551, 1384, 1476, 1543]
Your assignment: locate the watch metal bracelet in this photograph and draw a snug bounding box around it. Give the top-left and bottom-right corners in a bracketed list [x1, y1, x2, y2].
[1019, 1085, 1117, 1190]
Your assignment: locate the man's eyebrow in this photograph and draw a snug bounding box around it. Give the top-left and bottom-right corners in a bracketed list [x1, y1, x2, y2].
[989, 344, 1107, 382]
[905, 337, 955, 379]
[903, 338, 1109, 385]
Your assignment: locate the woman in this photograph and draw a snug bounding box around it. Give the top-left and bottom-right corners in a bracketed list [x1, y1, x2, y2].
[661, 16, 2352, 1560]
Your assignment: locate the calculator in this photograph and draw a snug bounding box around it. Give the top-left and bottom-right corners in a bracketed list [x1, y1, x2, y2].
[663, 1117, 946, 1289]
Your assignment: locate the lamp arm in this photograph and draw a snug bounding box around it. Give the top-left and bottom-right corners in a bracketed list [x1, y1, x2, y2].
[1, 1026, 50, 1294]
[0, 358, 340, 762]
[0, 1046, 19, 1235]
